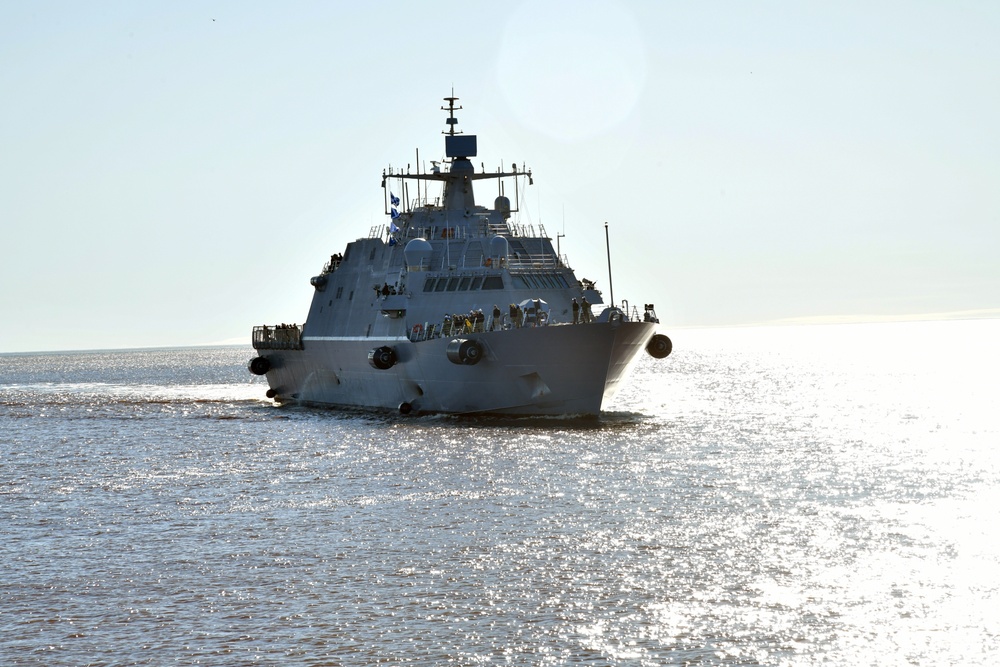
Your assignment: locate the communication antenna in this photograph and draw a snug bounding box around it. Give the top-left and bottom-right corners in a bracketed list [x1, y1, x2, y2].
[557, 205, 566, 260]
[442, 89, 462, 136]
[605, 221, 614, 308]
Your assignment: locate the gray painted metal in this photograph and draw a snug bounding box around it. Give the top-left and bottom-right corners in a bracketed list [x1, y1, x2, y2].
[250, 96, 670, 415]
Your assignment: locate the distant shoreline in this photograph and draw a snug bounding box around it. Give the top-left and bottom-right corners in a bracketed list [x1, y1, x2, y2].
[3, 313, 999, 356]
[0, 343, 254, 357]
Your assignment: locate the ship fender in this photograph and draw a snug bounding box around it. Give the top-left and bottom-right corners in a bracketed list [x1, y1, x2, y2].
[646, 334, 673, 359]
[446, 338, 483, 365]
[368, 346, 397, 370]
[248, 356, 271, 375]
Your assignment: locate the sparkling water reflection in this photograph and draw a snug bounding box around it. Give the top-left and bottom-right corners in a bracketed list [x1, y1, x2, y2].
[1, 324, 998, 665]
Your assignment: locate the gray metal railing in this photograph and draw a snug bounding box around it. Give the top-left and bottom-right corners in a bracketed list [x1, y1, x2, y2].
[252, 324, 304, 350]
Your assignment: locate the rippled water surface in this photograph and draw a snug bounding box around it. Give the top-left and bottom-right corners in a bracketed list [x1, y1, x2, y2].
[2, 321, 999, 665]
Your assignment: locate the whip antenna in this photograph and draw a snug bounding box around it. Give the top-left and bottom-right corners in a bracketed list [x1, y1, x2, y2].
[604, 221, 614, 308]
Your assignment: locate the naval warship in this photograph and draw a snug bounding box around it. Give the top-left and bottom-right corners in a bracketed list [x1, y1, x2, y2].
[248, 95, 672, 415]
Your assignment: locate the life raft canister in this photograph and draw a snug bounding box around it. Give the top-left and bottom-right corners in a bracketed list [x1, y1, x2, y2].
[646, 333, 673, 359]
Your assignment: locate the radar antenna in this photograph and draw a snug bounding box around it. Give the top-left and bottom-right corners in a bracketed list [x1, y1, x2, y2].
[442, 90, 463, 136]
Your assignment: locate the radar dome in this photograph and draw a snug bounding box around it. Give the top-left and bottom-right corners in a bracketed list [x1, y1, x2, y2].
[495, 196, 511, 219]
[489, 235, 509, 262]
[404, 238, 433, 270]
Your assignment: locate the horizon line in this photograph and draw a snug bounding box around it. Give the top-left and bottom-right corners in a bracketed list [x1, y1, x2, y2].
[2, 310, 999, 355]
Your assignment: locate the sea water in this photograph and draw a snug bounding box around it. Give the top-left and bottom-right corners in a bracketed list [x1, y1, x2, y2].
[1, 320, 998, 665]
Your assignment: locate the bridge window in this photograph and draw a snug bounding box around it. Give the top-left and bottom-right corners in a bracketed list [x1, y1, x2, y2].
[510, 272, 571, 289]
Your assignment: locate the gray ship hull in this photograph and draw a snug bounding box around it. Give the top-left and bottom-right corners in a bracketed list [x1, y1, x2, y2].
[248, 95, 673, 414]
[260, 321, 656, 416]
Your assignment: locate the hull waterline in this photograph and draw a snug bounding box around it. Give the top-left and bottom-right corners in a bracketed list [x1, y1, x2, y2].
[261, 321, 656, 416]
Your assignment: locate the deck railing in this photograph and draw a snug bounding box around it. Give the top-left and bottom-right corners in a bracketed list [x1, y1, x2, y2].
[506, 253, 561, 269]
[252, 324, 304, 350]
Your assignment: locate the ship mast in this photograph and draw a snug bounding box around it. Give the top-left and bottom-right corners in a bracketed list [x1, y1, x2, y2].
[380, 95, 529, 222]
[442, 93, 462, 137]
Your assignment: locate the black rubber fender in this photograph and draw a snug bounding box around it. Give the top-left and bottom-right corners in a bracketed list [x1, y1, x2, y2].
[248, 356, 271, 375]
[446, 338, 483, 365]
[368, 346, 397, 370]
[646, 333, 672, 359]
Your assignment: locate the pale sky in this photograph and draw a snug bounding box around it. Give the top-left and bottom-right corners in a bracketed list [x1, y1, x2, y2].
[2, 1, 998, 353]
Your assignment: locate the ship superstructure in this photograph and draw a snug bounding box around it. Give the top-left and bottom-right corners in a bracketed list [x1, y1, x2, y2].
[248, 95, 672, 415]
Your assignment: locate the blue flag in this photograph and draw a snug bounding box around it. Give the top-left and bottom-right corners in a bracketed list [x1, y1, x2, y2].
[390, 192, 400, 207]
[390, 207, 400, 219]
[389, 221, 399, 233]
[388, 237, 398, 246]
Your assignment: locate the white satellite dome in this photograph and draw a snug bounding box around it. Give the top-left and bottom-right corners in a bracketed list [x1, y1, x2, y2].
[404, 238, 433, 270]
